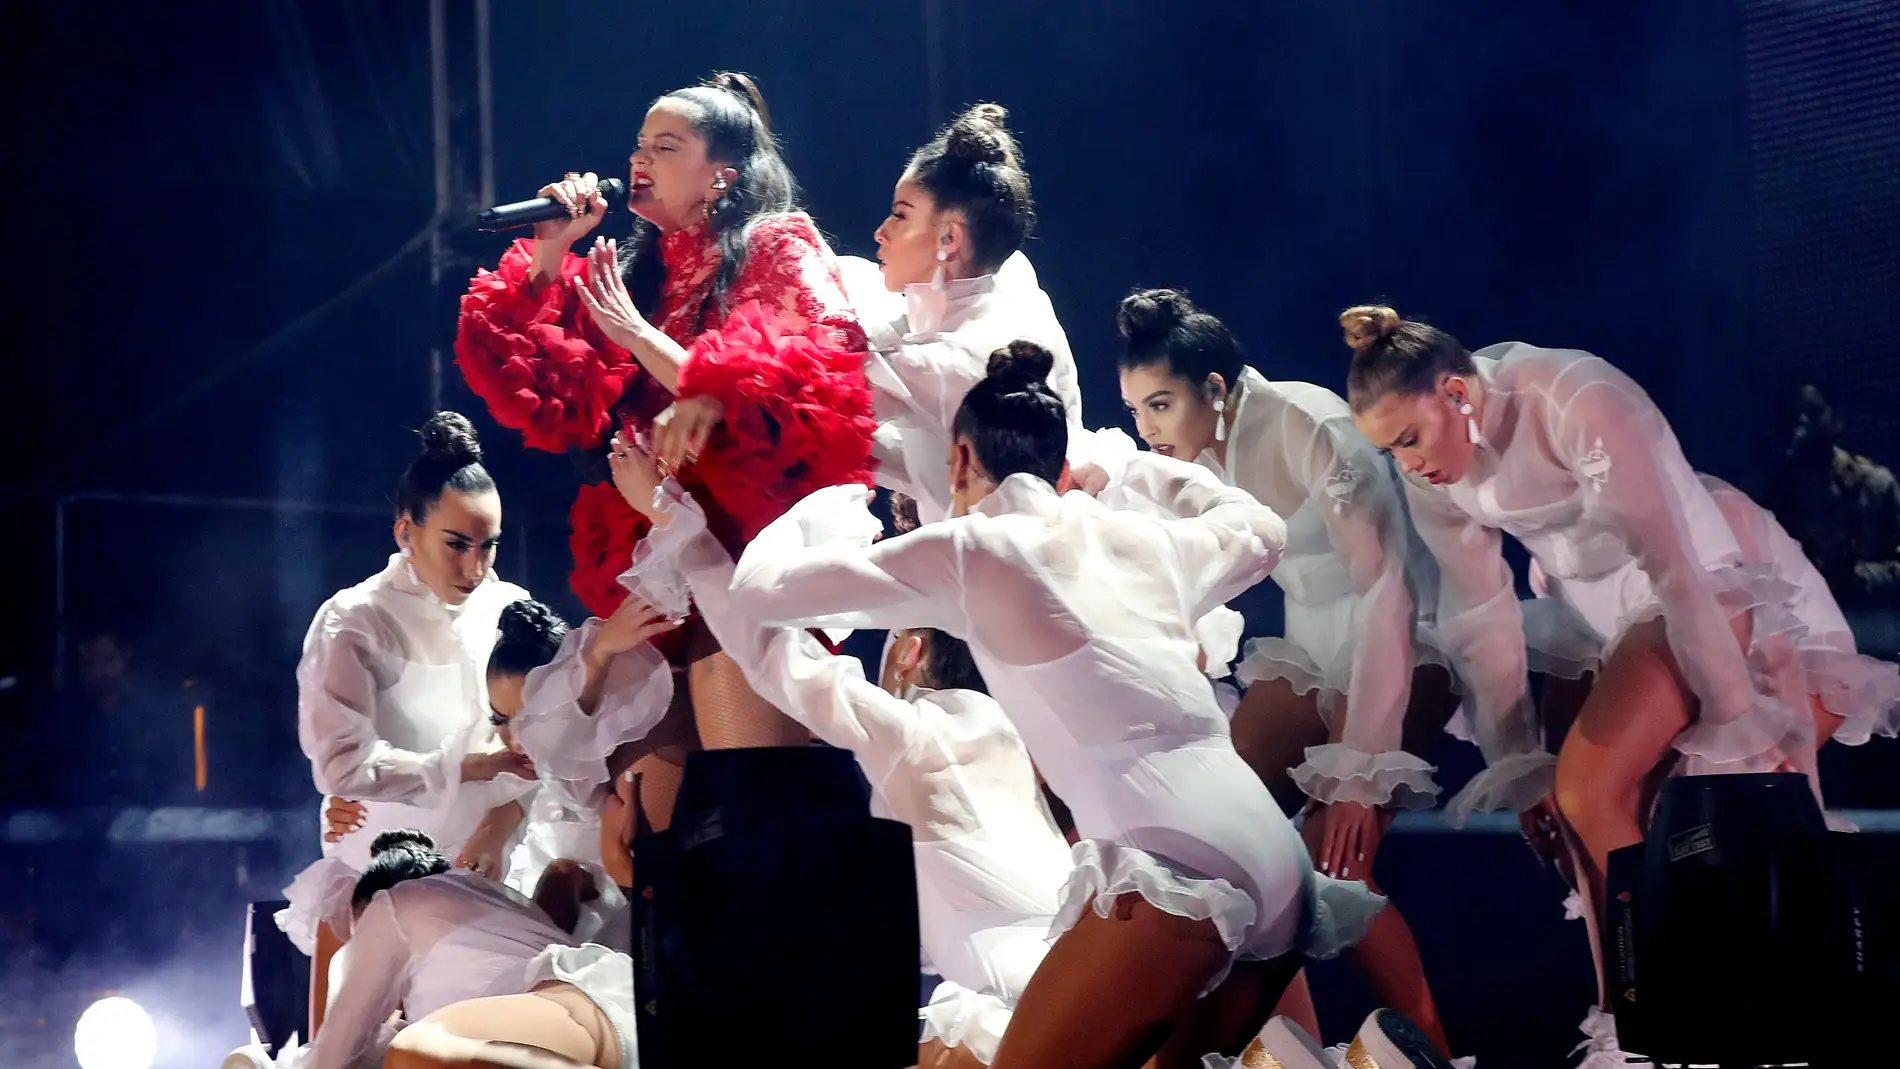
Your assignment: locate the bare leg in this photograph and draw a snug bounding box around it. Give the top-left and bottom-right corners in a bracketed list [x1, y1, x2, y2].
[1267, 969, 1318, 1042]
[1553, 617, 1700, 1009]
[989, 893, 1237, 1069]
[1147, 957, 1304, 1069]
[309, 919, 344, 1041]
[687, 649, 810, 749]
[384, 983, 617, 1069]
[918, 1038, 990, 1069]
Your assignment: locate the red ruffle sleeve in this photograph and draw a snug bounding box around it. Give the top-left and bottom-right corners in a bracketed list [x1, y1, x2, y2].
[455, 239, 646, 454]
[567, 480, 651, 619]
[675, 216, 876, 543]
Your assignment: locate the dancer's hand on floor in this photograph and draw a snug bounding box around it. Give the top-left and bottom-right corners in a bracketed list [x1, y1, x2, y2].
[1312, 799, 1388, 882]
[323, 797, 366, 843]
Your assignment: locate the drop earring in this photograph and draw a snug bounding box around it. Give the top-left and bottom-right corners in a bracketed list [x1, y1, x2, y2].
[931, 248, 948, 291]
[1212, 396, 1227, 443]
[1458, 397, 1481, 445]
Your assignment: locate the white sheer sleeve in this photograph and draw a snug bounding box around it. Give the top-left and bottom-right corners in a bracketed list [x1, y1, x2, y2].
[1113, 451, 1287, 619]
[296, 612, 459, 805]
[509, 623, 673, 812]
[306, 894, 409, 1069]
[1273, 412, 1432, 808]
[729, 484, 971, 634]
[1406, 481, 1552, 824]
[1545, 369, 1807, 765]
[645, 490, 927, 763]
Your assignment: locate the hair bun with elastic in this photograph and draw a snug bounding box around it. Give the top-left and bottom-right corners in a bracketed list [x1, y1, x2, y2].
[1339, 304, 1401, 352]
[498, 600, 564, 646]
[1117, 288, 1201, 347]
[943, 103, 1014, 165]
[985, 340, 1055, 390]
[369, 828, 437, 857]
[417, 411, 483, 468]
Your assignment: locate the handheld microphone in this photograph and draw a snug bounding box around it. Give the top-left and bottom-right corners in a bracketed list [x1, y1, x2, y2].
[476, 178, 628, 232]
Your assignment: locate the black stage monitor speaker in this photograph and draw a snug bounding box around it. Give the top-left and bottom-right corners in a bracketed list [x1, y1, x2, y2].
[632, 747, 920, 1069]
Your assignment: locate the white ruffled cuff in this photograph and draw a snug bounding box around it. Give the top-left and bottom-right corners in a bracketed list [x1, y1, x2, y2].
[613, 478, 703, 621]
[1289, 744, 1440, 810]
[919, 981, 1013, 1065]
[1801, 641, 1900, 747]
[512, 627, 675, 810]
[1443, 750, 1557, 828]
[275, 856, 359, 955]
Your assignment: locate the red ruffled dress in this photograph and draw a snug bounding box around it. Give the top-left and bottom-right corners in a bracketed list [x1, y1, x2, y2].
[455, 213, 876, 659]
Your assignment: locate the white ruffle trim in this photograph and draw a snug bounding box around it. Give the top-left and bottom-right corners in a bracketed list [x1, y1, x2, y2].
[1052, 840, 1257, 955]
[1802, 641, 1900, 747]
[918, 980, 1012, 1065]
[1444, 750, 1557, 827]
[1302, 870, 1386, 961]
[275, 857, 359, 955]
[512, 627, 674, 811]
[1235, 637, 1334, 700]
[613, 479, 703, 622]
[523, 943, 639, 1069]
[1289, 743, 1440, 810]
[1572, 1007, 1651, 1068]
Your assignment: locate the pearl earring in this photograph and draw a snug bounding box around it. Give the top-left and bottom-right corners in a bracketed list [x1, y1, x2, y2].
[931, 248, 948, 291]
[1458, 397, 1481, 445]
[1212, 397, 1227, 443]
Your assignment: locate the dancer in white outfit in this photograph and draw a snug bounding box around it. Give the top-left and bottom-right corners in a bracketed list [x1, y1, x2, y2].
[602, 436, 1074, 1067]
[279, 413, 537, 1033]
[1338, 304, 1891, 1063]
[728, 342, 1381, 1069]
[854, 103, 1089, 524]
[1109, 289, 1462, 1052]
[286, 831, 635, 1069]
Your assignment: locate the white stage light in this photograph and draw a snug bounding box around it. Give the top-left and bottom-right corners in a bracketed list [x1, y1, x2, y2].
[74, 996, 158, 1069]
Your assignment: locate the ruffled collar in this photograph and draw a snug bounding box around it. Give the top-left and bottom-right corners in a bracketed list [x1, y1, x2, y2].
[901, 270, 999, 336]
[969, 471, 1064, 520]
[378, 552, 473, 617]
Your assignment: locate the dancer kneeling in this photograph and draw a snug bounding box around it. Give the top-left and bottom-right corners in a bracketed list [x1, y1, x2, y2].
[286, 831, 633, 1069]
[729, 341, 1383, 1069]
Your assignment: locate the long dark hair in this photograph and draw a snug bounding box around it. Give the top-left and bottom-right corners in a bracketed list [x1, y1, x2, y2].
[617, 72, 795, 333]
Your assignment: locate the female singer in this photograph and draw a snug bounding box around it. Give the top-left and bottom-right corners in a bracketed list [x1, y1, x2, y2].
[280, 412, 536, 1032]
[453, 72, 876, 768]
[856, 102, 1087, 524]
[729, 342, 1381, 1069]
[1337, 304, 1885, 1060]
[1110, 289, 1459, 1051]
[604, 437, 1074, 1067]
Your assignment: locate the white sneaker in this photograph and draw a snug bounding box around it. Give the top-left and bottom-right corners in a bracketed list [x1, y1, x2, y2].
[1201, 1016, 1333, 1069]
[220, 1044, 273, 1069]
[1570, 1007, 1652, 1069]
[1346, 1009, 1453, 1068]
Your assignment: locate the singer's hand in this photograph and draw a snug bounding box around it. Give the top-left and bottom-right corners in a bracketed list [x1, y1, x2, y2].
[578, 237, 656, 352]
[533, 171, 608, 247]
